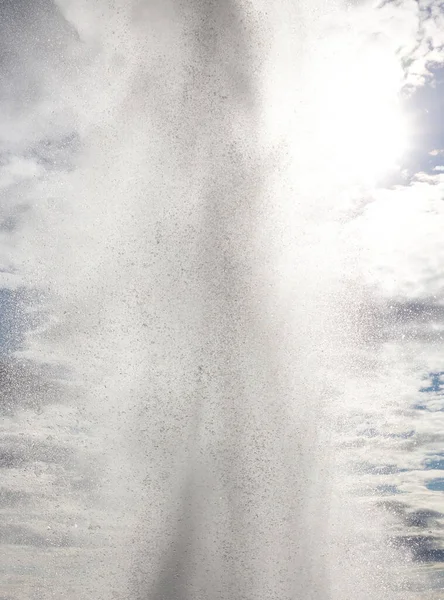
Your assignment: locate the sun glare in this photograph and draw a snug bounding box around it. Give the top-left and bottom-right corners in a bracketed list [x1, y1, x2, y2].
[313, 36, 409, 187]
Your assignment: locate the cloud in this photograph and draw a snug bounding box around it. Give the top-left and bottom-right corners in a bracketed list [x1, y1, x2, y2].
[0, 435, 75, 468]
[319, 97, 444, 576]
[0, 524, 74, 548]
[351, 174, 444, 301]
[337, 0, 444, 89]
[0, 488, 31, 509]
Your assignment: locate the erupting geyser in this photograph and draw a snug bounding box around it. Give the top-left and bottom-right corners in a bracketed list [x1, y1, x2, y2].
[1, 1, 414, 598]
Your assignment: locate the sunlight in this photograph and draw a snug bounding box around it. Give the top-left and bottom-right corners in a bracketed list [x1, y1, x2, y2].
[312, 33, 409, 187]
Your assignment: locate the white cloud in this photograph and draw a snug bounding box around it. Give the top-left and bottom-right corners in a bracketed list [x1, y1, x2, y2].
[333, 166, 444, 574]
[335, 0, 444, 88]
[352, 175, 444, 300]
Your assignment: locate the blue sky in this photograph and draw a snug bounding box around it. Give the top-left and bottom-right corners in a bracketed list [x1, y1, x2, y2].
[404, 66, 444, 174]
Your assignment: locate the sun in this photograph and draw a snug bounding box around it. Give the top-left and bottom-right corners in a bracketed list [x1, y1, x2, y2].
[310, 34, 409, 187]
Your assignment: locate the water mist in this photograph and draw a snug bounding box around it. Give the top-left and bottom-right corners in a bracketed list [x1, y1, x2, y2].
[0, 1, 412, 599]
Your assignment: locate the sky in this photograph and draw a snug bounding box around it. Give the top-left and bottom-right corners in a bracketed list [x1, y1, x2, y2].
[1, 0, 444, 599]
